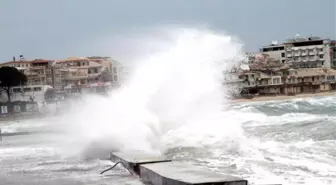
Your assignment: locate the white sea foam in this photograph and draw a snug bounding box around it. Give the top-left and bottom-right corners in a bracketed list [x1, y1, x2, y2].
[1, 26, 335, 185]
[50, 27, 247, 158]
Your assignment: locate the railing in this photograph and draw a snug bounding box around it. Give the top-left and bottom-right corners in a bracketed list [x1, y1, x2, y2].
[88, 73, 101, 78]
[63, 74, 88, 80]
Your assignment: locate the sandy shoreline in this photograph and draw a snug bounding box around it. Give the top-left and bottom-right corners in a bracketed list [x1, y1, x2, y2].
[230, 91, 336, 103]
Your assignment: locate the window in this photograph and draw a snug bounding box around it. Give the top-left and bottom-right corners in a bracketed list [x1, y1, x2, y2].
[1, 106, 8, 114]
[113, 75, 118, 81]
[33, 87, 42, 92]
[281, 53, 285, 57]
[13, 105, 21, 113]
[12, 88, 22, 93]
[23, 88, 32, 92]
[113, 67, 117, 73]
[319, 54, 324, 59]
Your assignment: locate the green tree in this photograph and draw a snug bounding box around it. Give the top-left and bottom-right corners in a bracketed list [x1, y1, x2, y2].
[0, 66, 27, 102]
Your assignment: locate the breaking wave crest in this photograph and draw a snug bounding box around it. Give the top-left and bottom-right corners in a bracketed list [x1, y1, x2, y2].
[2, 26, 335, 185]
[52, 27, 246, 158]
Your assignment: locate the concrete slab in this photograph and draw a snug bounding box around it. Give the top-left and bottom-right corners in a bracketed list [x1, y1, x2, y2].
[109, 151, 171, 175]
[140, 162, 248, 185]
[111, 151, 171, 164]
[107, 151, 248, 185]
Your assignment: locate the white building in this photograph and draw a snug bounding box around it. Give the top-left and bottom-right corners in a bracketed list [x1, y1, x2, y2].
[260, 36, 332, 69]
[260, 43, 286, 63]
[0, 85, 53, 103]
[284, 36, 332, 68]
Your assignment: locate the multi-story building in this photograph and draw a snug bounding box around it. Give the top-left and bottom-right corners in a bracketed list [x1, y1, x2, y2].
[0, 60, 46, 86]
[111, 60, 129, 87]
[284, 36, 332, 68]
[229, 67, 336, 97]
[260, 36, 333, 69]
[330, 40, 336, 68]
[260, 42, 286, 64]
[222, 71, 245, 97]
[56, 57, 117, 94]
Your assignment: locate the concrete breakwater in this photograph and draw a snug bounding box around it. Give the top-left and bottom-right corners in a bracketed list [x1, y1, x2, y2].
[101, 151, 279, 185]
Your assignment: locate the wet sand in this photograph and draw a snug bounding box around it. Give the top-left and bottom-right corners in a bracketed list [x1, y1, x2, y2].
[231, 91, 336, 103]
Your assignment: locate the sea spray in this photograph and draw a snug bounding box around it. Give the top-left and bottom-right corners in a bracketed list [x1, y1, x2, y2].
[53, 27, 247, 158]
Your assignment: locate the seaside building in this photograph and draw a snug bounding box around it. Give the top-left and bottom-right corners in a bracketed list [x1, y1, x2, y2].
[284, 36, 332, 68]
[55, 56, 121, 95]
[330, 40, 336, 68]
[234, 68, 336, 96]
[0, 85, 53, 102]
[111, 61, 131, 87]
[0, 60, 47, 86]
[259, 42, 286, 64]
[0, 56, 123, 97]
[223, 71, 245, 97]
[257, 71, 283, 95]
[260, 36, 333, 69]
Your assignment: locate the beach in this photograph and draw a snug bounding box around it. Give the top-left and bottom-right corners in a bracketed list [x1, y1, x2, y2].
[231, 91, 336, 103]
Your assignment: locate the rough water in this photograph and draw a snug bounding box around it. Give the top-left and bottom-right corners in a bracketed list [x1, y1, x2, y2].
[0, 96, 335, 185]
[1, 28, 335, 185]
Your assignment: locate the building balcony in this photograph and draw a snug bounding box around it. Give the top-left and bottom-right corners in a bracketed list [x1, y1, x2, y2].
[287, 54, 292, 58]
[64, 75, 88, 80]
[88, 73, 102, 78]
[257, 83, 270, 87]
[225, 77, 244, 83]
[301, 53, 307, 56]
[242, 82, 256, 88]
[258, 82, 283, 86]
[286, 81, 298, 85]
[312, 81, 322, 85]
[309, 52, 316, 55]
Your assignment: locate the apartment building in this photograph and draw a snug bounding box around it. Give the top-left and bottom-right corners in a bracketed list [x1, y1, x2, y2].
[111, 60, 130, 87]
[260, 36, 333, 69]
[222, 71, 245, 97]
[284, 37, 332, 68]
[257, 71, 283, 95]
[58, 57, 97, 86]
[56, 57, 117, 89]
[0, 60, 47, 86]
[259, 42, 286, 64]
[330, 40, 336, 68]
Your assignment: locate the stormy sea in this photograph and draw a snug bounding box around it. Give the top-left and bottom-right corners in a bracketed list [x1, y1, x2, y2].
[0, 28, 335, 185]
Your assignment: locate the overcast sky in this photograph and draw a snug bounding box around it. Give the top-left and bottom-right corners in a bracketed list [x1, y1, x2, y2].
[0, 0, 335, 62]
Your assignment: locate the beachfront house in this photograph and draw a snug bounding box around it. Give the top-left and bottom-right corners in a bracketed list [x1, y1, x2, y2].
[257, 72, 283, 95]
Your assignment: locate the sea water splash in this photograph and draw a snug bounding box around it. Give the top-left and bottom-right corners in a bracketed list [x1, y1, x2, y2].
[1, 27, 335, 185]
[54, 27, 247, 158]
